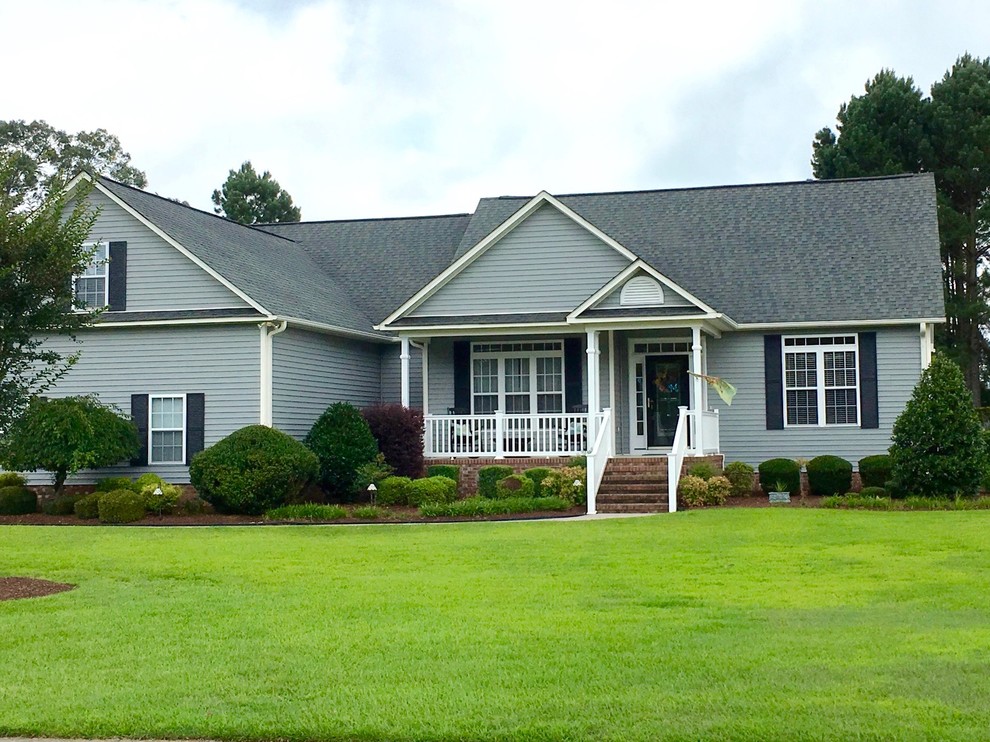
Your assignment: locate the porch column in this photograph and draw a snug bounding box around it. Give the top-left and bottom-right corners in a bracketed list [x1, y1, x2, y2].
[400, 336, 411, 408]
[691, 326, 704, 454]
[586, 329, 599, 446]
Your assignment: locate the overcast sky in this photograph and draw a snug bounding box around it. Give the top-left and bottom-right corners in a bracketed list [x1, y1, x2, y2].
[3, 0, 987, 220]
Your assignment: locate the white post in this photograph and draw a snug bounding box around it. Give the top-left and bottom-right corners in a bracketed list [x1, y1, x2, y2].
[586, 329, 599, 448]
[691, 326, 704, 455]
[400, 336, 411, 408]
[495, 409, 505, 459]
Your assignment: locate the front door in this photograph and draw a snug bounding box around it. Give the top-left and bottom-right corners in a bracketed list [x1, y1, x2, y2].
[645, 355, 690, 448]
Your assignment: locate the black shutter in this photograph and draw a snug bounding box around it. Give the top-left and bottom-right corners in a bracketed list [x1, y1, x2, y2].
[131, 394, 149, 466]
[453, 341, 470, 414]
[764, 335, 784, 430]
[564, 337, 583, 412]
[859, 332, 879, 429]
[186, 393, 205, 463]
[108, 241, 127, 311]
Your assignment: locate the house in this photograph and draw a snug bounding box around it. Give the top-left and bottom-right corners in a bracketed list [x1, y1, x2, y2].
[33, 171, 943, 512]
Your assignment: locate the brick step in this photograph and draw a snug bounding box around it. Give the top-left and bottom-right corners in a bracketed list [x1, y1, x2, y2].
[600, 473, 667, 484]
[597, 492, 668, 504]
[605, 461, 667, 470]
[597, 502, 668, 513]
[598, 483, 667, 495]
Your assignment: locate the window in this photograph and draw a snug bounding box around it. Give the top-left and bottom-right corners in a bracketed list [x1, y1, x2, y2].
[74, 242, 108, 309]
[150, 395, 185, 463]
[471, 341, 564, 414]
[783, 336, 858, 426]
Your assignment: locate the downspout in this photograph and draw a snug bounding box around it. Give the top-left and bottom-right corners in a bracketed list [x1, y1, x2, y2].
[260, 320, 288, 426]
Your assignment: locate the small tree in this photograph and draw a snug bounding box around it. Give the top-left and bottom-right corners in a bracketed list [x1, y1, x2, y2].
[0, 396, 139, 495]
[304, 402, 378, 498]
[210, 161, 301, 225]
[362, 404, 424, 478]
[890, 353, 984, 496]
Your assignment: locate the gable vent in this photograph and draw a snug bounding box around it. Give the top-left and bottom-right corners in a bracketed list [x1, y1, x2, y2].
[620, 276, 664, 306]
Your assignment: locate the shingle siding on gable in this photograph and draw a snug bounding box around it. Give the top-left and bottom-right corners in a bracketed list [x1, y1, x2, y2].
[86, 189, 250, 311]
[411, 204, 631, 316]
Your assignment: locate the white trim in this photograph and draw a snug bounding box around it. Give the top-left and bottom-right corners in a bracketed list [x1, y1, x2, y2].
[91, 316, 275, 328]
[739, 317, 946, 330]
[400, 336, 411, 407]
[627, 336, 693, 452]
[782, 333, 860, 428]
[280, 316, 392, 343]
[380, 191, 637, 327]
[260, 320, 287, 426]
[920, 322, 935, 369]
[149, 393, 186, 465]
[387, 315, 730, 335]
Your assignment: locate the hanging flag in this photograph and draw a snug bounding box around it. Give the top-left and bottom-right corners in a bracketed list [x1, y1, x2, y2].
[688, 371, 737, 406]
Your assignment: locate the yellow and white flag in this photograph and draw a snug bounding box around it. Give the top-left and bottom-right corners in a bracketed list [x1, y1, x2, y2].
[688, 372, 737, 406]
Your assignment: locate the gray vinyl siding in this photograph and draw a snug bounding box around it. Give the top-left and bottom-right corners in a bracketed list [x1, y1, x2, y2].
[427, 338, 455, 414]
[596, 276, 695, 309]
[380, 344, 423, 409]
[84, 189, 251, 311]
[411, 204, 630, 316]
[25, 325, 260, 484]
[271, 328, 383, 439]
[707, 327, 920, 466]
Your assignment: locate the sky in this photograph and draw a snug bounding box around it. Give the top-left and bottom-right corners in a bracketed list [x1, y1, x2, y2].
[3, 0, 988, 220]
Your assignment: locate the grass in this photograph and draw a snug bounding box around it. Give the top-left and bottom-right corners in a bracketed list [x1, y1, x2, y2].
[2, 510, 990, 740]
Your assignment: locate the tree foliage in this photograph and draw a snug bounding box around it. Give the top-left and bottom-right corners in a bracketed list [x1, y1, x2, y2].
[0, 396, 139, 495]
[210, 161, 301, 225]
[812, 56, 990, 400]
[0, 119, 146, 206]
[0, 158, 102, 432]
[304, 402, 379, 498]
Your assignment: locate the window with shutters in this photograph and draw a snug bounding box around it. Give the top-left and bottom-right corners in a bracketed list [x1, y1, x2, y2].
[783, 336, 859, 426]
[471, 342, 564, 414]
[73, 242, 109, 309]
[150, 394, 185, 463]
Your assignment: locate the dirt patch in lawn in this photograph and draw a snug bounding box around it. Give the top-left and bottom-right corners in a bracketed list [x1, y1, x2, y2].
[0, 577, 76, 601]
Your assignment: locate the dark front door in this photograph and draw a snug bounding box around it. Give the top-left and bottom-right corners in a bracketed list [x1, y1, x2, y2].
[646, 355, 690, 448]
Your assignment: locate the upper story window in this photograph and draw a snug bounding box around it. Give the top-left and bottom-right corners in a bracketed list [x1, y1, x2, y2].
[783, 335, 859, 426]
[471, 341, 564, 414]
[74, 242, 108, 309]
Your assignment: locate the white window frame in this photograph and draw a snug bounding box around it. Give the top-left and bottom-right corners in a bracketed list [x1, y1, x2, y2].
[73, 241, 109, 310]
[782, 335, 860, 428]
[149, 393, 186, 464]
[470, 341, 565, 415]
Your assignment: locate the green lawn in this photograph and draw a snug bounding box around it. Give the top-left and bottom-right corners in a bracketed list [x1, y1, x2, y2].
[2, 511, 990, 741]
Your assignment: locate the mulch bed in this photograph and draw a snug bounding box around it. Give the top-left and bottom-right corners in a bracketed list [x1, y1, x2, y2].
[0, 577, 76, 601]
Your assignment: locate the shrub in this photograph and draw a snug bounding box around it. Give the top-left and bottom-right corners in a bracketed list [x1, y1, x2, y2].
[0, 396, 139, 496]
[362, 404, 424, 478]
[723, 461, 755, 497]
[352, 505, 383, 520]
[376, 476, 413, 506]
[0, 472, 26, 487]
[407, 476, 458, 507]
[98, 489, 145, 524]
[190, 425, 319, 515]
[678, 475, 709, 507]
[806, 455, 853, 496]
[134, 473, 166, 491]
[74, 492, 101, 519]
[858, 455, 892, 489]
[523, 467, 552, 498]
[540, 467, 587, 505]
[264, 503, 347, 521]
[353, 453, 394, 497]
[822, 494, 893, 510]
[706, 476, 731, 506]
[0, 485, 37, 515]
[43, 493, 85, 515]
[419, 496, 571, 518]
[495, 474, 536, 499]
[305, 403, 379, 497]
[859, 486, 887, 498]
[758, 458, 801, 495]
[95, 476, 139, 493]
[568, 456, 587, 469]
[890, 353, 985, 496]
[427, 465, 460, 486]
[478, 465, 514, 499]
[687, 461, 718, 480]
[177, 492, 211, 515]
[141, 481, 182, 516]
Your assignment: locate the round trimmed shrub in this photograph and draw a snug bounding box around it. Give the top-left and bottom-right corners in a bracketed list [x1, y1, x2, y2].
[758, 458, 801, 495]
[134, 473, 166, 490]
[723, 461, 756, 497]
[376, 476, 413, 506]
[98, 489, 145, 524]
[43, 493, 85, 515]
[523, 467, 552, 498]
[0, 485, 37, 515]
[807, 455, 853, 496]
[407, 476, 458, 507]
[95, 476, 139, 493]
[687, 461, 718, 480]
[706, 475, 731, 505]
[0, 472, 27, 488]
[495, 474, 535, 499]
[190, 425, 319, 515]
[678, 475, 709, 507]
[478, 465, 514, 499]
[540, 467, 587, 505]
[305, 403, 379, 497]
[141, 481, 182, 515]
[858, 455, 892, 489]
[74, 492, 101, 519]
[427, 465, 460, 486]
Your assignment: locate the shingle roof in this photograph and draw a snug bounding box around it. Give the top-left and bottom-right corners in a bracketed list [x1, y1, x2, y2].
[452, 173, 944, 324]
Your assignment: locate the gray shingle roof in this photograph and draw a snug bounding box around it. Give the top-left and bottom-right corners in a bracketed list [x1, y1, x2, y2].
[389, 312, 570, 327]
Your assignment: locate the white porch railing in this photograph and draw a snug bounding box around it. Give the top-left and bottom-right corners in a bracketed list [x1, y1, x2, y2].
[424, 412, 590, 457]
[585, 408, 613, 515]
[666, 406, 721, 513]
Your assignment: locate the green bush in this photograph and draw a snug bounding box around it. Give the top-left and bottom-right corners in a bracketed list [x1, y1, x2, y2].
[858, 486, 887, 498]
[305, 402, 379, 498]
[95, 476, 139, 493]
[824, 492, 990, 511]
[427, 465, 460, 485]
[723, 461, 755, 497]
[806, 455, 853, 496]
[264, 503, 347, 521]
[141, 481, 182, 516]
[0, 485, 37, 515]
[758, 458, 801, 496]
[478, 465, 514, 499]
[407, 476, 458, 507]
[177, 492, 211, 515]
[74, 492, 101, 519]
[495, 474, 536, 499]
[568, 456, 587, 469]
[97, 489, 145, 524]
[43, 493, 85, 515]
[890, 353, 985, 496]
[0, 472, 26, 488]
[353, 453, 394, 498]
[822, 493, 893, 510]
[540, 466, 587, 505]
[134, 473, 166, 491]
[706, 476, 731, 505]
[189, 425, 319, 515]
[523, 467, 552, 498]
[687, 461, 718, 480]
[376, 476, 412, 506]
[352, 505, 383, 520]
[858, 455, 892, 489]
[678, 475, 709, 507]
[419, 496, 572, 518]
